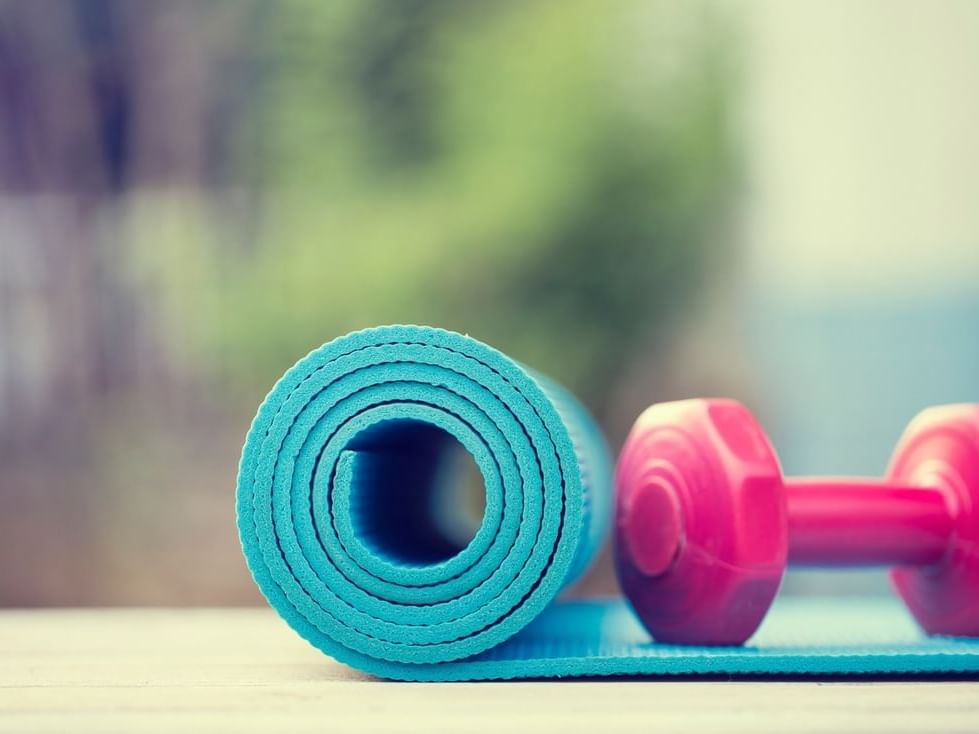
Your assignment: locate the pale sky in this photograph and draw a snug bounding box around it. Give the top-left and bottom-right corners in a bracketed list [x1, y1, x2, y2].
[740, 0, 979, 299]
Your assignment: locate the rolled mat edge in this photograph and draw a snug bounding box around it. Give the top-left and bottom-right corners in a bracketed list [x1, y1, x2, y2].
[236, 325, 612, 679]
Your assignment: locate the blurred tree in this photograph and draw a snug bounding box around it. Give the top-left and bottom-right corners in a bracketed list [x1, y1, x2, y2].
[0, 0, 736, 605]
[140, 0, 736, 418]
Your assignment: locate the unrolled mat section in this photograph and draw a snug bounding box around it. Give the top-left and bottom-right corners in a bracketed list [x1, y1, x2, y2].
[236, 325, 613, 679]
[238, 325, 979, 680]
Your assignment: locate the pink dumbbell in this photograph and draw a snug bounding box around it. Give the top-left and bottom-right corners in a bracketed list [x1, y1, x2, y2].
[615, 399, 979, 645]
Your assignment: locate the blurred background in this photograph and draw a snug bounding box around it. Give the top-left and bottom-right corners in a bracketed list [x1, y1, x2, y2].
[1, 0, 976, 606]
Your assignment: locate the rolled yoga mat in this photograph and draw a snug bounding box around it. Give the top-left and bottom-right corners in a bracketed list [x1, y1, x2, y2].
[238, 325, 979, 680]
[237, 325, 612, 679]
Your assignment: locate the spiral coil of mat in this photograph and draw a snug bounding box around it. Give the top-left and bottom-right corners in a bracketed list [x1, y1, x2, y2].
[236, 325, 611, 678]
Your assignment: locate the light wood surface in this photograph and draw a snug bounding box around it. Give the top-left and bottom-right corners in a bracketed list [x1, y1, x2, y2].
[1, 608, 976, 733]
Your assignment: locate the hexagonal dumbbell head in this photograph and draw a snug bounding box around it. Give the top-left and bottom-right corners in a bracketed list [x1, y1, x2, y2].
[889, 404, 979, 637]
[615, 398, 788, 645]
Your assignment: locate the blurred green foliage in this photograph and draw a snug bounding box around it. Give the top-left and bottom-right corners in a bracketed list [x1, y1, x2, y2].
[138, 0, 735, 412]
[0, 0, 737, 605]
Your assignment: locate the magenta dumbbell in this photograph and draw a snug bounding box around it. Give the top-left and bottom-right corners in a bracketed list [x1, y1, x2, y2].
[615, 399, 979, 645]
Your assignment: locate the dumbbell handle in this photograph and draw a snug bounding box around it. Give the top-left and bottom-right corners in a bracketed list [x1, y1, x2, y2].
[786, 477, 953, 567]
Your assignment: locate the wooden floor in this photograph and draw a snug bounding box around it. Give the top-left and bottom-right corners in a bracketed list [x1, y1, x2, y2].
[1, 609, 976, 734]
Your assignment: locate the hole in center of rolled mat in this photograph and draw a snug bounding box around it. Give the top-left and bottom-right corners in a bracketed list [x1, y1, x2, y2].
[344, 419, 487, 568]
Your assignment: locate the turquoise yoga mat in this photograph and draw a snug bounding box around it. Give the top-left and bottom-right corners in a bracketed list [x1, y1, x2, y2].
[237, 325, 979, 680]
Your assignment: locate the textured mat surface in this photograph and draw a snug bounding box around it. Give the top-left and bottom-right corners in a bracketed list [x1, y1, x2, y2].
[404, 596, 979, 681]
[237, 325, 979, 680]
